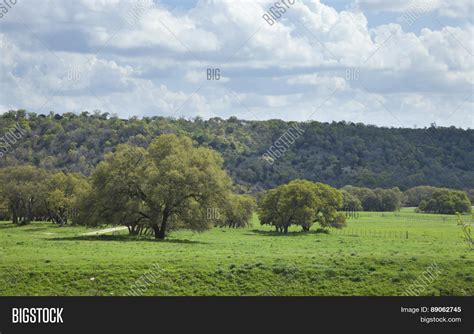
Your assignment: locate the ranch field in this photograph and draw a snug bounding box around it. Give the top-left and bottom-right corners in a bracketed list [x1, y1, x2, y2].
[0, 210, 472, 296]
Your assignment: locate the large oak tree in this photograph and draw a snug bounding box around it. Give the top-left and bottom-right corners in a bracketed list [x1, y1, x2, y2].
[82, 134, 232, 239]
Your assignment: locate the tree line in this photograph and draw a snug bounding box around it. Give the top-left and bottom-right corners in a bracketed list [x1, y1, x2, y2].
[0, 133, 471, 237]
[0, 166, 89, 225]
[339, 185, 471, 214]
[401, 185, 471, 214]
[1, 110, 473, 192]
[0, 135, 257, 239]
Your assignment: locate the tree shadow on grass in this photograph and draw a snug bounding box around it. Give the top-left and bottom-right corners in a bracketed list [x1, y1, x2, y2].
[47, 234, 207, 244]
[19, 226, 53, 232]
[245, 229, 327, 237]
[0, 224, 23, 230]
[0, 224, 51, 232]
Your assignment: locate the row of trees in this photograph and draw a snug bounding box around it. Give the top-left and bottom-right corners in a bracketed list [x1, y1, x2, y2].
[403, 186, 440, 207]
[0, 166, 89, 225]
[338, 185, 472, 214]
[402, 185, 471, 214]
[258, 180, 346, 234]
[0, 135, 256, 238]
[340, 186, 403, 212]
[0, 134, 471, 238]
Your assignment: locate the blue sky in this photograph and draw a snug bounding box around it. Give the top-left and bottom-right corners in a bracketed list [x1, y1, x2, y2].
[0, 0, 472, 128]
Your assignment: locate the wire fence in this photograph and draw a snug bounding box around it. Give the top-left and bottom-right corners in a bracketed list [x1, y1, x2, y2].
[330, 227, 411, 239]
[330, 227, 466, 240]
[343, 211, 474, 224]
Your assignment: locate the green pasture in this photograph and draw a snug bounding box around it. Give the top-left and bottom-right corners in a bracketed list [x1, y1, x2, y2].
[0, 211, 472, 296]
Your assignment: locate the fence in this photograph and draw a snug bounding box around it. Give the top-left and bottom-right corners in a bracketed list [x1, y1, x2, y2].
[330, 227, 410, 239]
[344, 211, 474, 224]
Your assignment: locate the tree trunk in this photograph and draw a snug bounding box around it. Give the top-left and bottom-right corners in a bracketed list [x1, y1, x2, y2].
[154, 214, 169, 239]
[156, 229, 165, 239]
[12, 210, 18, 224]
[56, 212, 65, 226]
[128, 224, 139, 235]
[152, 224, 160, 239]
[24, 200, 33, 224]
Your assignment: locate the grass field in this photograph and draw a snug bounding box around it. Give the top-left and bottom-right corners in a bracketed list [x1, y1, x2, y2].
[0, 210, 472, 296]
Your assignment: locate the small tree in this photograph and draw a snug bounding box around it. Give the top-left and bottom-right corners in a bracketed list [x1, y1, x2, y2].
[340, 190, 362, 217]
[375, 187, 403, 211]
[312, 182, 344, 229]
[456, 213, 473, 250]
[342, 185, 376, 211]
[42, 172, 90, 225]
[220, 194, 255, 228]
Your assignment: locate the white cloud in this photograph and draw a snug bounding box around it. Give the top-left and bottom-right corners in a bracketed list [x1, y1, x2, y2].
[0, 0, 472, 128]
[354, 0, 473, 19]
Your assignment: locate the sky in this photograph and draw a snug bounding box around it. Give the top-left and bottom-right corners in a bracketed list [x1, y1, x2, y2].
[0, 0, 472, 128]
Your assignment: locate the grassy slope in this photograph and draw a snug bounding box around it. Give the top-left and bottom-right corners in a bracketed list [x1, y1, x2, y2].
[0, 212, 472, 296]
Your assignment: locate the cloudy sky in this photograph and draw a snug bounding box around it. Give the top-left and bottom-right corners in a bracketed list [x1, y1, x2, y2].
[0, 0, 472, 128]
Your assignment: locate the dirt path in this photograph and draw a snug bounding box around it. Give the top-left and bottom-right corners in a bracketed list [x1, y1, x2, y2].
[79, 226, 128, 236]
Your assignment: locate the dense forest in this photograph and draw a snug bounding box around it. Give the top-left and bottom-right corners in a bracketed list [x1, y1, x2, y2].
[1, 109, 473, 192]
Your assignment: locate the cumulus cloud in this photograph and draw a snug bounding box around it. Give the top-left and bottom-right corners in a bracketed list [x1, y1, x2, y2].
[0, 0, 472, 128]
[354, 0, 473, 19]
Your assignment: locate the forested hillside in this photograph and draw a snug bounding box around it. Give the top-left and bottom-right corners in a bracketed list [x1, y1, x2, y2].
[1, 110, 473, 191]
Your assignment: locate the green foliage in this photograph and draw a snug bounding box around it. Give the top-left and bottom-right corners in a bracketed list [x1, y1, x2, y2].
[342, 186, 403, 212]
[76, 144, 149, 234]
[258, 179, 344, 233]
[0, 166, 89, 225]
[219, 194, 256, 228]
[456, 213, 473, 250]
[340, 190, 363, 212]
[404, 186, 440, 207]
[419, 189, 472, 214]
[313, 182, 344, 228]
[80, 134, 233, 239]
[42, 172, 90, 225]
[2, 110, 473, 190]
[0, 166, 48, 224]
[259, 180, 318, 233]
[466, 189, 474, 204]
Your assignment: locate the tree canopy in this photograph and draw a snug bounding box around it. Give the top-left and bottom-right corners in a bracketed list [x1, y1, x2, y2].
[418, 189, 472, 214]
[1, 110, 473, 191]
[258, 180, 345, 233]
[0, 166, 88, 225]
[0, 166, 47, 224]
[218, 194, 256, 228]
[340, 190, 363, 212]
[342, 186, 403, 212]
[404, 186, 440, 207]
[78, 134, 233, 239]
